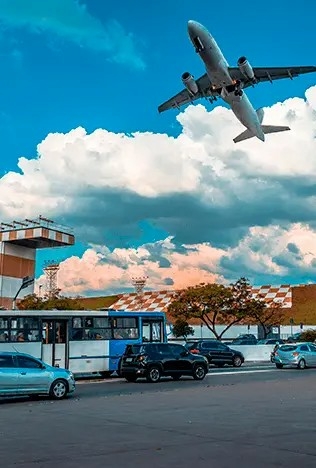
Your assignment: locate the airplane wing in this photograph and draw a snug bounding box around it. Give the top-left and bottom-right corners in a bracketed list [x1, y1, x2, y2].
[228, 65, 316, 89]
[158, 73, 215, 113]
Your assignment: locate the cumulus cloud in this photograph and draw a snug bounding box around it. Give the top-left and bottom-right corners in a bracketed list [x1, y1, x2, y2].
[2, 85, 316, 293]
[34, 223, 316, 296]
[0, 0, 145, 69]
[35, 237, 225, 296]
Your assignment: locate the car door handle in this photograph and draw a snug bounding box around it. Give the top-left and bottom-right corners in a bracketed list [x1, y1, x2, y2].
[20, 372, 26, 375]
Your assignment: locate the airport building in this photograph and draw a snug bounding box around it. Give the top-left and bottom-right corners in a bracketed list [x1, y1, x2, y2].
[0, 216, 75, 309]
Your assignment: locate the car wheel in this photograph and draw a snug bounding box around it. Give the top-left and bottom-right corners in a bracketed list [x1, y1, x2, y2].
[146, 366, 161, 383]
[275, 363, 283, 369]
[233, 356, 242, 367]
[172, 374, 182, 380]
[298, 359, 306, 370]
[49, 379, 68, 400]
[193, 364, 207, 380]
[125, 375, 137, 382]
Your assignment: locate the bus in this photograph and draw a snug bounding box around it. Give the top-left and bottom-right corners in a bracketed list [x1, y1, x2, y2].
[0, 309, 167, 377]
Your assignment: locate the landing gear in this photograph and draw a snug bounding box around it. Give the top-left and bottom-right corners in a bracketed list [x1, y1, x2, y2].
[234, 89, 243, 97]
[234, 80, 243, 96]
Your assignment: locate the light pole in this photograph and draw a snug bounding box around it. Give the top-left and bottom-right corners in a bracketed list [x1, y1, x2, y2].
[290, 317, 294, 337]
[12, 276, 35, 310]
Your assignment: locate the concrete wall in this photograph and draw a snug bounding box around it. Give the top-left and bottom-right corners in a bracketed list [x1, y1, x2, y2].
[167, 323, 316, 340]
[168, 340, 276, 362]
[229, 344, 275, 361]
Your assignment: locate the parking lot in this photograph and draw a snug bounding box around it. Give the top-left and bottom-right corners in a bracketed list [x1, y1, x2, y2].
[1, 365, 316, 468]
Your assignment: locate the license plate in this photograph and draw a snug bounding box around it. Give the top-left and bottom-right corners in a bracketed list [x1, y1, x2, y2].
[126, 357, 133, 362]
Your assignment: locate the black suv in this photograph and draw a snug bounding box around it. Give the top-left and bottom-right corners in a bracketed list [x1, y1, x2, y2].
[185, 340, 244, 367]
[120, 343, 209, 383]
[230, 334, 257, 345]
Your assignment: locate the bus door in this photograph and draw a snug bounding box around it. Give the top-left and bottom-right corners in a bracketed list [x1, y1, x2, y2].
[41, 320, 68, 369]
[141, 319, 164, 343]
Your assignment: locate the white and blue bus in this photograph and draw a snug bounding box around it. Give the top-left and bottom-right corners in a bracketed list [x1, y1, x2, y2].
[0, 309, 167, 377]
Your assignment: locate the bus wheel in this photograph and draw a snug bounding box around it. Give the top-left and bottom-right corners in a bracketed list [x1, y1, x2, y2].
[100, 371, 113, 379]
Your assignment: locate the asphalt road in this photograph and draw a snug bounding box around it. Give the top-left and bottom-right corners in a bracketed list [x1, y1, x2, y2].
[1, 366, 316, 467]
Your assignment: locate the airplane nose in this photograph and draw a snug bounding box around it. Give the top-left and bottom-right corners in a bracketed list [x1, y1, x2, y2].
[187, 20, 198, 35]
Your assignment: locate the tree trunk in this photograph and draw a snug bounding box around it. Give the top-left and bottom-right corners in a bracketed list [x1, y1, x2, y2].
[218, 319, 243, 339]
[201, 317, 220, 339]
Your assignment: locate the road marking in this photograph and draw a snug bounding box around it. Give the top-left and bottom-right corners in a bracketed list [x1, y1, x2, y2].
[207, 369, 275, 376]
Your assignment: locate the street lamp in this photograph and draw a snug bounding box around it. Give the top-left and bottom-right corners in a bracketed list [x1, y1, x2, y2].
[12, 276, 35, 310]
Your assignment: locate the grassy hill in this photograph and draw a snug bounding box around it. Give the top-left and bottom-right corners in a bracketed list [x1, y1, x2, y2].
[77, 295, 119, 310]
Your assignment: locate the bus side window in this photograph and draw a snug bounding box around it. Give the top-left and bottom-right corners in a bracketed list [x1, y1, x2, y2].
[0, 317, 9, 342]
[10, 317, 40, 342]
[113, 317, 139, 340]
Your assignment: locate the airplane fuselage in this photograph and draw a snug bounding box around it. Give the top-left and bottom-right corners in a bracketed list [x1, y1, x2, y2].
[187, 20, 265, 141]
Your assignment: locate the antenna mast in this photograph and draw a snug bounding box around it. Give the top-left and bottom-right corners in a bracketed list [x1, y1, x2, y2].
[43, 261, 60, 298]
[131, 276, 148, 295]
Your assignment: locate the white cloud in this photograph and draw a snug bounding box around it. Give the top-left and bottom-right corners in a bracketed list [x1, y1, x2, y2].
[34, 223, 316, 296]
[35, 238, 225, 296]
[0, 0, 145, 69]
[2, 84, 316, 293]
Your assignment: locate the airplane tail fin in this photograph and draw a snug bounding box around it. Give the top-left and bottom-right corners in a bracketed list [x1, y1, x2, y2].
[256, 107, 264, 124]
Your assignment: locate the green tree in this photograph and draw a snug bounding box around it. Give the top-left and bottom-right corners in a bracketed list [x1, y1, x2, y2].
[171, 319, 194, 340]
[17, 294, 45, 310]
[247, 299, 285, 339]
[18, 293, 84, 310]
[168, 277, 257, 340]
[298, 329, 316, 342]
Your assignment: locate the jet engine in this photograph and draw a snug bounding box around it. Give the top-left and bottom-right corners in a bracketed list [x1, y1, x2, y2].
[237, 56, 256, 82]
[182, 72, 199, 95]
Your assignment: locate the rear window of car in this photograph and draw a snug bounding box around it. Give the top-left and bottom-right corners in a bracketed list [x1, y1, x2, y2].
[186, 342, 199, 350]
[124, 345, 145, 355]
[279, 345, 297, 352]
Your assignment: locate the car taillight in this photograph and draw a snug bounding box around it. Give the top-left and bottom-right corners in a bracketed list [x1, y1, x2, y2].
[191, 349, 200, 354]
[293, 352, 299, 357]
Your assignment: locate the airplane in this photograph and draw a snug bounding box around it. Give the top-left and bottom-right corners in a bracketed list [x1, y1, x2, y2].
[158, 20, 316, 143]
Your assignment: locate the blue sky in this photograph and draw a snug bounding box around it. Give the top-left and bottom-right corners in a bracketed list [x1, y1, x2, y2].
[0, 0, 316, 292]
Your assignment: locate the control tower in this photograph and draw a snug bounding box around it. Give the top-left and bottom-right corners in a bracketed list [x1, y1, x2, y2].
[0, 215, 75, 308]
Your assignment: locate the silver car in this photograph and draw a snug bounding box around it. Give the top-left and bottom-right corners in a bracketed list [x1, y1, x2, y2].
[273, 342, 316, 369]
[0, 351, 75, 399]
